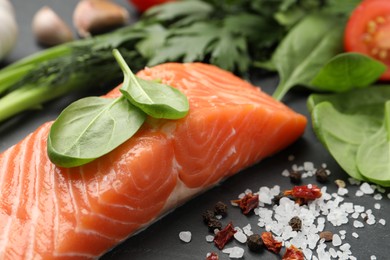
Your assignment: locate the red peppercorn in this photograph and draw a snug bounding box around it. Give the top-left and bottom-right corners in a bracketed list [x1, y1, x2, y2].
[231, 193, 259, 215]
[282, 245, 304, 260]
[261, 232, 282, 254]
[213, 222, 236, 250]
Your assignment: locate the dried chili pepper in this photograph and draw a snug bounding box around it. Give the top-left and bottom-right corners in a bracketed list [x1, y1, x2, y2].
[213, 222, 236, 250]
[261, 232, 282, 254]
[282, 245, 304, 260]
[206, 252, 219, 260]
[284, 184, 322, 204]
[231, 193, 259, 215]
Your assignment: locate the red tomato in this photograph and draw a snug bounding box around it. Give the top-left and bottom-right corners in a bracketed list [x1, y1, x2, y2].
[344, 0, 390, 80]
[129, 0, 174, 12]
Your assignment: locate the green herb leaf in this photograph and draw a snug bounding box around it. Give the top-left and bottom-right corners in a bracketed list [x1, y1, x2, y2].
[144, 1, 213, 22]
[113, 49, 189, 119]
[308, 87, 390, 186]
[47, 96, 146, 168]
[356, 101, 390, 187]
[271, 13, 344, 100]
[311, 53, 386, 92]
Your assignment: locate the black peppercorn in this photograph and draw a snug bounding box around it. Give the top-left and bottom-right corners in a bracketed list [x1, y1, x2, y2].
[315, 168, 328, 183]
[247, 234, 264, 252]
[272, 192, 284, 205]
[214, 201, 228, 217]
[207, 218, 222, 232]
[202, 210, 215, 224]
[289, 170, 302, 184]
[289, 216, 302, 232]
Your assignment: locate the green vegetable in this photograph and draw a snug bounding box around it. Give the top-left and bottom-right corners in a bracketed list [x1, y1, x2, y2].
[0, 0, 358, 123]
[308, 87, 390, 186]
[47, 50, 189, 167]
[113, 49, 189, 119]
[271, 13, 345, 100]
[311, 53, 387, 92]
[356, 101, 390, 186]
[48, 96, 146, 167]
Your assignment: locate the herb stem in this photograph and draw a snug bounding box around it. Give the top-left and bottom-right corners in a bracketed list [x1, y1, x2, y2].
[0, 75, 89, 123]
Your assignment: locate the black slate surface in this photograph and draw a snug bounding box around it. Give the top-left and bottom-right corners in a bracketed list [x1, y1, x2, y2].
[1, 1, 389, 259]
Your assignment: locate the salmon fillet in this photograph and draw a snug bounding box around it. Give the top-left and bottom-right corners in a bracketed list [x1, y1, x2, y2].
[0, 63, 306, 259]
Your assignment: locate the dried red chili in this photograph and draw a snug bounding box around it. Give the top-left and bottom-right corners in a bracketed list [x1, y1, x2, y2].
[206, 252, 219, 260]
[284, 184, 322, 204]
[282, 245, 304, 260]
[231, 193, 259, 215]
[213, 222, 236, 250]
[261, 232, 282, 254]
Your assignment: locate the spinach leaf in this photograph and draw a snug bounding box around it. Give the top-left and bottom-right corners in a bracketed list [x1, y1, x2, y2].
[356, 101, 390, 187]
[48, 96, 146, 168]
[308, 87, 390, 186]
[311, 53, 386, 92]
[271, 13, 345, 100]
[113, 50, 189, 119]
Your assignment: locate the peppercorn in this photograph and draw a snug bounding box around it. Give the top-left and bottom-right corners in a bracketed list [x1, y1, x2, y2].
[315, 168, 328, 183]
[288, 216, 302, 232]
[247, 234, 264, 252]
[272, 192, 284, 205]
[202, 210, 215, 224]
[214, 201, 228, 217]
[289, 170, 302, 184]
[319, 231, 333, 242]
[207, 218, 222, 233]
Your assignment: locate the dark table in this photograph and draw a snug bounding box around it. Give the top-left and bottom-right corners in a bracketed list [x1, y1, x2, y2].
[1, 1, 389, 259]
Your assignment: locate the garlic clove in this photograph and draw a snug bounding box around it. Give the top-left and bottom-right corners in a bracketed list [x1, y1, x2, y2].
[0, 0, 18, 61]
[73, 0, 129, 38]
[32, 6, 74, 47]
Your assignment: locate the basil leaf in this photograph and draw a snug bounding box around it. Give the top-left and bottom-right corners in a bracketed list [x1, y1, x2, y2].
[48, 96, 146, 168]
[308, 87, 390, 186]
[356, 101, 390, 187]
[311, 53, 386, 92]
[113, 49, 189, 119]
[271, 13, 345, 100]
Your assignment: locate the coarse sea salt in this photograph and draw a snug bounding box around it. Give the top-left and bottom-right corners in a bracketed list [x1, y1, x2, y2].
[205, 235, 214, 242]
[360, 182, 375, 194]
[222, 246, 244, 259]
[352, 232, 359, 238]
[234, 231, 247, 244]
[179, 231, 192, 243]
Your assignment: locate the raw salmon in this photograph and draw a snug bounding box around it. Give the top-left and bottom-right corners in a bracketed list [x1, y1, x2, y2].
[0, 63, 306, 259]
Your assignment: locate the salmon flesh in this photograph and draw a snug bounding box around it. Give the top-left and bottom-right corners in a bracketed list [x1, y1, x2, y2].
[0, 63, 306, 259]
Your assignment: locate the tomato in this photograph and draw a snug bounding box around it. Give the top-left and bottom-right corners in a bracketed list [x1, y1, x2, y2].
[344, 0, 390, 80]
[129, 0, 174, 12]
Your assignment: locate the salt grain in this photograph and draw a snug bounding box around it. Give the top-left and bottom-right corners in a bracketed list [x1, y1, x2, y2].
[360, 182, 374, 194]
[374, 203, 381, 210]
[353, 220, 364, 228]
[355, 190, 364, 197]
[370, 255, 377, 260]
[338, 187, 349, 196]
[222, 246, 244, 259]
[179, 231, 192, 243]
[234, 231, 247, 244]
[379, 219, 386, 225]
[281, 169, 290, 177]
[332, 234, 342, 246]
[205, 235, 214, 242]
[374, 194, 383, 200]
[352, 232, 359, 238]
